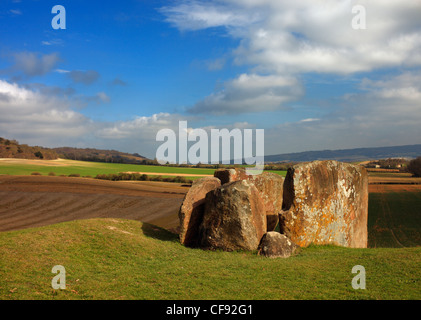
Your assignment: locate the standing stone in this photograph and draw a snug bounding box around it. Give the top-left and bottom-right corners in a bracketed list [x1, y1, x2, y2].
[213, 168, 284, 231]
[178, 176, 221, 247]
[258, 232, 299, 258]
[248, 172, 284, 231]
[280, 160, 368, 248]
[198, 180, 266, 251]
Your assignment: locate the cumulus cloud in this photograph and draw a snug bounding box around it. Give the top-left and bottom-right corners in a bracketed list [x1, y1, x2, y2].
[68, 70, 100, 85]
[0, 80, 92, 145]
[161, 0, 421, 151]
[6, 52, 61, 77]
[188, 73, 303, 115]
[97, 113, 189, 140]
[163, 0, 421, 74]
[0, 79, 192, 157]
[359, 72, 421, 101]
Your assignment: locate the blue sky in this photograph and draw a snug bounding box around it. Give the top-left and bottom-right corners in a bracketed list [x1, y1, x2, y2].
[1, 0, 420, 159]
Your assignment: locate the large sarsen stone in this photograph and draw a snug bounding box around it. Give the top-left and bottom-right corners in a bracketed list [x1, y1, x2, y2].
[213, 168, 284, 231]
[178, 176, 221, 247]
[198, 180, 266, 251]
[280, 160, 368, 248]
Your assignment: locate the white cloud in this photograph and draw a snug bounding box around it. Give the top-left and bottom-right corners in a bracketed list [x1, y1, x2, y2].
[0, 80, 92, 144]
[96, 113, 188, 140]
[360, 72, 421, 101]
[0, 80, 181, 156]
[55, 69, 70, 74]
[188, 73, 303, 114]
[300, 118, 320, 123]
[160, 0, 421, 152]
[163, 0, 421, 74]
[160, 1, 261, 31]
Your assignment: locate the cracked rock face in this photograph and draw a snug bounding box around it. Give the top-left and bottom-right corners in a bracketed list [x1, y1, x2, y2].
[280, 160, 368, 248]
[198, 180, 267, 251]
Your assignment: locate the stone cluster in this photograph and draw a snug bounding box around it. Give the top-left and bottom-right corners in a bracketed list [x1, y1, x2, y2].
[178, 160, 368, 258]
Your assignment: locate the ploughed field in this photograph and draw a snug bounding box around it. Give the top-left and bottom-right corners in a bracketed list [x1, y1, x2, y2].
[0, 175, 187, 233]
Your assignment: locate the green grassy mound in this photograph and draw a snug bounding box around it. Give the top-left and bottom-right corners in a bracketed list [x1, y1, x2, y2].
[0, 218, 419, 300]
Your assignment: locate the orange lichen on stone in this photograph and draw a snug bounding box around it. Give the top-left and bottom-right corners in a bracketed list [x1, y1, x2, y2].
[280, 160, 368, 248]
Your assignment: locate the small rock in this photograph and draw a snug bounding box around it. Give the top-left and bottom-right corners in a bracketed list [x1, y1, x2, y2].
[258, 232, 298, 258]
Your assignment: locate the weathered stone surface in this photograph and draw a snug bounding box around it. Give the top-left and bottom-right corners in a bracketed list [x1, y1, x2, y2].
[213, 168, 284, 231]
[258, 232, 298, 258]
[198, 180, 266, 251]
[280, 160, 368, 248]
[248, 172, 284, 230]
[213, 168, 249, 185]
[178, 176, 221, 247]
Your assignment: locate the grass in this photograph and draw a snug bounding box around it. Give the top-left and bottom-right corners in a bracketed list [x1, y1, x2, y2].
[0, 160, 215, 177]
[368, 191, 421, 248]
[0, 218, 419, 300]
[0, 159, 287, 179]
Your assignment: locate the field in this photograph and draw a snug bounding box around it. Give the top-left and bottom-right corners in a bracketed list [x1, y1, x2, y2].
[0, 175, 187, 233]
[0, 159, 420, 300]
[0, 158, 216, 179]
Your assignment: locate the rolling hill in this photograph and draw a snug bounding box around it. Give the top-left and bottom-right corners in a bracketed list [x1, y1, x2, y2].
[53, 146, 149, 164]
[265, 144, 421, 163]
[0, 137, 151, 164]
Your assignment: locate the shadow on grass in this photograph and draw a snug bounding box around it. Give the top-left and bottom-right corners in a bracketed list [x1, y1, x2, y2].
[141, 222, 179, 242]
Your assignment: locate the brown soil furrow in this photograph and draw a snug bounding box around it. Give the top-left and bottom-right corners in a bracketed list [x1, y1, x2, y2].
[0, 194, 81, 229]
[1, 193, 121, 229]
[4, 197, 182, 232]
[0, 189, 183, 232]
[0, 192, 32, 213]
[0, 192, 47, 216]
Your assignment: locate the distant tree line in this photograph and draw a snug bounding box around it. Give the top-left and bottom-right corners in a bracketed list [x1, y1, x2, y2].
[52, 147, 150, 164]
[364, 158, 410, 170]
[408, 157, 421, 177]
[95, 172, 193, 184]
